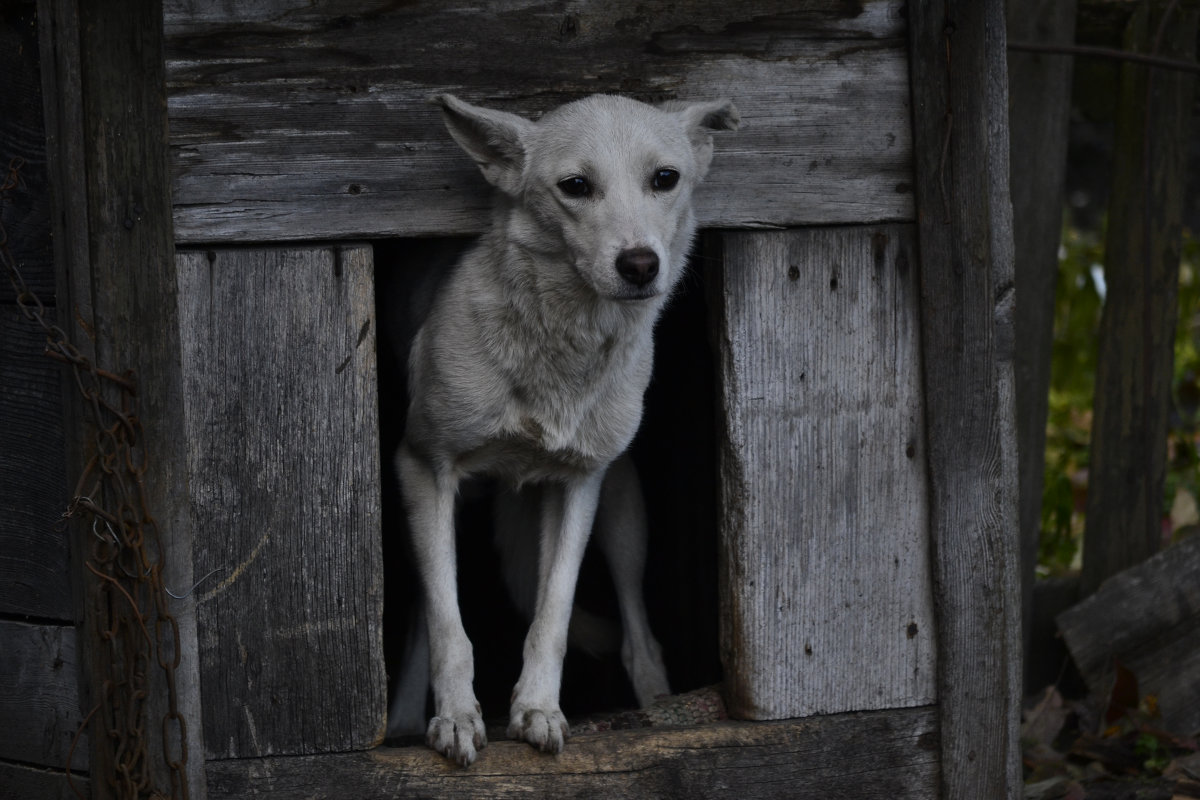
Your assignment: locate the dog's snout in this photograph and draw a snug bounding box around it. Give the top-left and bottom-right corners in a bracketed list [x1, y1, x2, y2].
[615, 248, 659, 288]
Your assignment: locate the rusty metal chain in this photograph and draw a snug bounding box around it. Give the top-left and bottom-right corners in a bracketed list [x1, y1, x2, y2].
[2, 156, 188, 800]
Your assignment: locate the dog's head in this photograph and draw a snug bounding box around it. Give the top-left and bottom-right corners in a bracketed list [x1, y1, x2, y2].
[431, 93, 739, 302]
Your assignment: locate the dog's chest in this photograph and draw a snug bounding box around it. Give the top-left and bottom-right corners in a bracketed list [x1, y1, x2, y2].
[456, 375, 643, 482]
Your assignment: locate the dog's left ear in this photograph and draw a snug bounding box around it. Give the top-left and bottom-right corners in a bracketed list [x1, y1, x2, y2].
[664, 99, 740, 178]
[430, 94, 534, 195]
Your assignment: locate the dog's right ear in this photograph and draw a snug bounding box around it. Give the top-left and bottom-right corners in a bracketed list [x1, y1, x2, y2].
[430, 94, 534, 195]
[674, 98, 740, 179]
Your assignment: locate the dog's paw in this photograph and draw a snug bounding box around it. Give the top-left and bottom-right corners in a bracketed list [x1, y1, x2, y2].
[426, 708, 487, 767]
[507, 705, 569, 754]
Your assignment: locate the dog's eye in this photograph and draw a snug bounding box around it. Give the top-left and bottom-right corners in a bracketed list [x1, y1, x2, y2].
[557, 176, 592, 198]
[651, 169, 680, 191]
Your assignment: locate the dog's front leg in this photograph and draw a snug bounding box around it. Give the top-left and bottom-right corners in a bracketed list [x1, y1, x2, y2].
[396, 443, 486, 767]
[507, 468, 605, 753]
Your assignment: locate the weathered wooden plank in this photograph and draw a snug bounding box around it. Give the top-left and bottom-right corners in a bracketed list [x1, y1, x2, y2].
[205, 707, 939, 799]
[0, 0, 71, 623]
[163, 0, 914, 243]
[1006, 0, 1077, 693]
[0, 761, 88, 800]
[1058, 533, 1200, 737]
[710, 226, 935, 720]
[36, 0, 208, 796]
[908, 1, 1022, 798]
[0, 0, 56, 304]
[1080, 1, 1198, 597]
[177, 244, 386, 760]
[0, 309, 71, 620]
[0, 621, 86, 771]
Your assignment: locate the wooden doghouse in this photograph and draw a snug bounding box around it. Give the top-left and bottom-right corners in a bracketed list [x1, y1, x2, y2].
[2, 0, 1021, 797]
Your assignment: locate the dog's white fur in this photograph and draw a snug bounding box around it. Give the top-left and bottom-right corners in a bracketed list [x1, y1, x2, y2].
[391, 93, 738, 766]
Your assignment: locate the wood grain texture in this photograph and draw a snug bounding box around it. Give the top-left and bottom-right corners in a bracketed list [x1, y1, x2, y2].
[0, 1, 56, 304]
[177, 244, 386, 760]
[0, 1, 71, 622]
[710, 226, 935, 720]
[36, 0, 208, 795]
[162, 0, 914, 243]
[908, 1, 1023, 797]
[206, 707, 939, 799]
[0, 621, 86, 771]
[0, 761, 88, 800]
[1006, 0, 1077, 694]
[1058, 533, 1200, 738]
[0, 309, 71, 620]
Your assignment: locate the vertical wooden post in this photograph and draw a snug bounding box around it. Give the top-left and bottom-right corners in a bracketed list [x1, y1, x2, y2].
[1081, 0, 1198, 598]
[1006, 0, 1077, 692]
[37, 0, 207, 796]
[908, 1, 1023, 797]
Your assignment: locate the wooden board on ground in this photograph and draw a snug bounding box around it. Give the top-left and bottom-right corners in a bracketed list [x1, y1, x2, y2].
[710, 225, 935, 719]
[163, 0, 913, 242]
[205, 707, 939, 800]
[177, 244, 386, 759]
[1058, 533, 1200, 737]
[0, 620, 85, 770]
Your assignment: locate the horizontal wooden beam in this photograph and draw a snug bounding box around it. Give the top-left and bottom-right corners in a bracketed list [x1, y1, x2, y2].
[206, 708, 939, 800]
[163, 0, 913, 242]
[0, 761, 88, 800]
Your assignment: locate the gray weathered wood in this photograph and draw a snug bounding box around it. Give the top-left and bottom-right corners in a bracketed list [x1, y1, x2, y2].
[0, 309, 71, 620]
[908, 1, 1023, 797]
[0, 621, 86, 771]
[177, 244, 386, 760]
[162, 0, 914, 243]
[710, 226, 935, 720]
[1081, 1, 1198, 597]
[36, 0, 208, 796]
[0, 761, 88, 800]
[1058, 533, 1200, 737]
[205, 707, 939, 799]
[1006, 0, 1077, 694]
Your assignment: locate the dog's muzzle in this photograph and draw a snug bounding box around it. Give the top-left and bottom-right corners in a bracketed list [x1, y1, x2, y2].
[615, 248, 659, 289]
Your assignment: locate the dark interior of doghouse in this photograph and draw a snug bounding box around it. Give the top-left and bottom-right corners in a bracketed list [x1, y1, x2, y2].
[374, 237, 720, 736]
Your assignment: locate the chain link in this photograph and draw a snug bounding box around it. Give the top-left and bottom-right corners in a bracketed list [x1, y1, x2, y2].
[3, 156, 189, 800]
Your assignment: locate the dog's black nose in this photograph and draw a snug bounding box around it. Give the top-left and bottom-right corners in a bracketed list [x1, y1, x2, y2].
[615, 248, 659, 288]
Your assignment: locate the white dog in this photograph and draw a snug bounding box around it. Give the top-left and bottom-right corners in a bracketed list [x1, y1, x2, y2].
[389, 93, 738, 766]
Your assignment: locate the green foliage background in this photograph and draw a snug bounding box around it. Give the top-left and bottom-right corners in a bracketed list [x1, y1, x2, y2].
[1040, 222, 1200, 576]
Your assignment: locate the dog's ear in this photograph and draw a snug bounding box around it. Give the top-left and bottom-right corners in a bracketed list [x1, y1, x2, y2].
[430, 94, 533, 195]
[663, 98, 740, 178]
